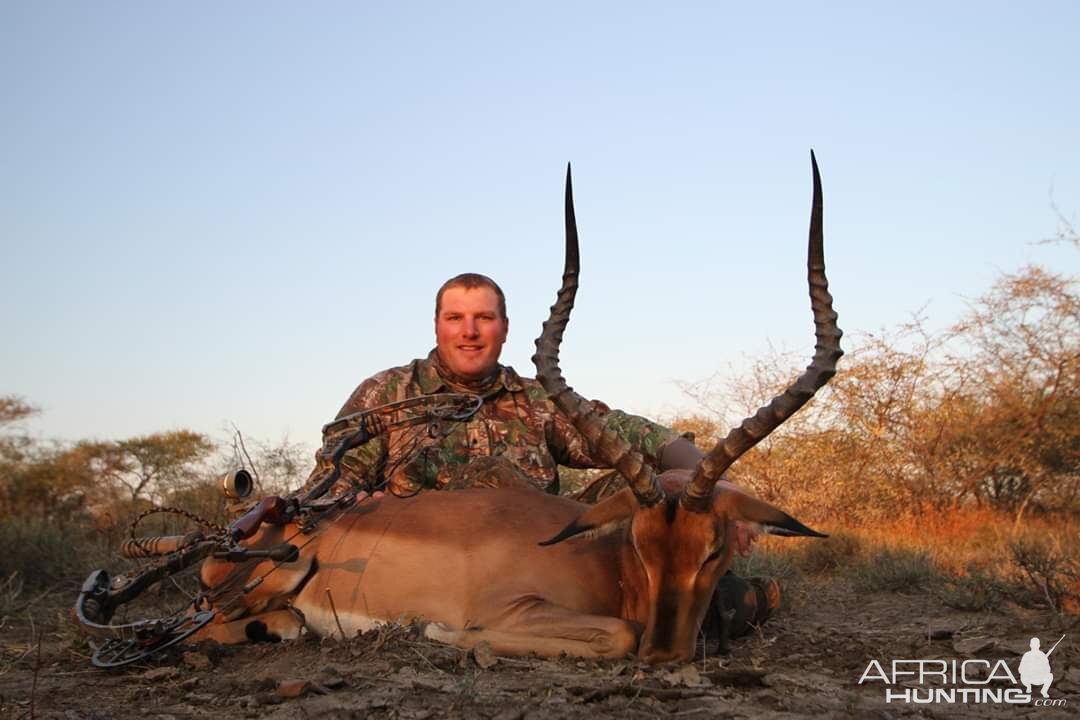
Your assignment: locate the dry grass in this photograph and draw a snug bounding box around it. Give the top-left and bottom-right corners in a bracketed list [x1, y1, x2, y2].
[753, 509, 1079, 614]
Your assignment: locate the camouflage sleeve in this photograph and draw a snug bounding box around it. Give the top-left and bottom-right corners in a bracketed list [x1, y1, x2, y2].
[336, 374, 393, 418]
[600, 410, 680, 469]
[298, 375, 391, 496]
[548, 404, 679, 470]
[300, 436, 387, 497]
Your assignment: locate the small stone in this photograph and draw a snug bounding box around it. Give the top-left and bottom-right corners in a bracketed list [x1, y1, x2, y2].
[317, 665, 347, 689]
[473, 641, 498, 669]
[631, 670, 647, 683]
[141, 666, 180, 681]
[661, 663, 710, 687]
[179, 677, 199, 690]
[928, 629, 954, 641]
[182, 651, 212, 670]
[275, 679, 310, 698]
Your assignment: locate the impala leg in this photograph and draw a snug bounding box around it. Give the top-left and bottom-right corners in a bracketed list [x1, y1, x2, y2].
[424, 601, 639, 659]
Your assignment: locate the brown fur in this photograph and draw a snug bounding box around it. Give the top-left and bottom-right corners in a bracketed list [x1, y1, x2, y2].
[194, 477, 821, 662]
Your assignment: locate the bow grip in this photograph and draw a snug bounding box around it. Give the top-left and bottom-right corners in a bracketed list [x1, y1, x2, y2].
[230, 496, 290, 541]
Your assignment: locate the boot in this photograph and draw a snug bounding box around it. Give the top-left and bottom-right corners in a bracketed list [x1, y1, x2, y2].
[700, 572, 781, 654]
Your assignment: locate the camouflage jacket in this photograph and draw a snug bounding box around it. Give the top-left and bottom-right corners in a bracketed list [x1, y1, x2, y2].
[302, 350, 678, 497]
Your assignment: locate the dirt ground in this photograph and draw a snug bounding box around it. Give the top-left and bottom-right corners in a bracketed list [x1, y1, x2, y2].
[2, 578, 1077, 720]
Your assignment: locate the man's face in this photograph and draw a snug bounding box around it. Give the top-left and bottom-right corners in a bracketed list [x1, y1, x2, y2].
[435, 285, 509, 380]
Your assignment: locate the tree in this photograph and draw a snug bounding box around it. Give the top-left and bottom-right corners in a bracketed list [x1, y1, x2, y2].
[950, 266, 1080, 524]
[0, 398, 101, 522]
[671, 262, 1079, 527]
[0, 395, 37, 463]
[75, 430, 216, 506]
[0, 396, 36, 428]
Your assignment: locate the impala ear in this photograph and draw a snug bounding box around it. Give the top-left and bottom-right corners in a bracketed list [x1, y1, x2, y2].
[539, 488, 639, 546]
[712, 482, 827, 538]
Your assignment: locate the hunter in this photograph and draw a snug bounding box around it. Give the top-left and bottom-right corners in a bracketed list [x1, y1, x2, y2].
[300, 272, 778, 641]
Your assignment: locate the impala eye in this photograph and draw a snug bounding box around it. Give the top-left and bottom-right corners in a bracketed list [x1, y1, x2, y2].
[704, 547, 724, 564]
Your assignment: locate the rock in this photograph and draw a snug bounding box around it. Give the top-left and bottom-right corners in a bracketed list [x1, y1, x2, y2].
[492, 709, 524, 720]
[276, 679, 309, 698]
[928, 628, 954, 641]
[661, 663, 710, 687]
[473, 640, 498, 669]
[953, 636, 995, 655]
[318, 665, 347, 689]
[141, 666, 180, 681]
[182, 651, 212, 670]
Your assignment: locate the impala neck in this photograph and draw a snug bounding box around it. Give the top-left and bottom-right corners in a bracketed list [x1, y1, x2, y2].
[617, 530, 651, 628]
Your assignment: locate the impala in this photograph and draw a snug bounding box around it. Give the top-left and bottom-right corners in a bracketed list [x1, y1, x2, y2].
[191, 155, 840, 662]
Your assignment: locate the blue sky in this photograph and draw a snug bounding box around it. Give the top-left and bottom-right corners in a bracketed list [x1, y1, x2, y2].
[3, 1, 1078, 455]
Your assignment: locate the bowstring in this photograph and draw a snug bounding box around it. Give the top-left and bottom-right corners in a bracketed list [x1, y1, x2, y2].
[100, 393, 482, 637]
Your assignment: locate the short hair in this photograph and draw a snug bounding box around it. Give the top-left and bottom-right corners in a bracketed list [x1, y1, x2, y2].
[435, 273, 508, 320]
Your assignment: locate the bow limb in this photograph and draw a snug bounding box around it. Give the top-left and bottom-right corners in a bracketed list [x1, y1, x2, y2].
[74, 540, 218, 641]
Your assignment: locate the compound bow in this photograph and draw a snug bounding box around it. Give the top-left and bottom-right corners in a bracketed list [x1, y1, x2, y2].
[74, 392, 482, 668]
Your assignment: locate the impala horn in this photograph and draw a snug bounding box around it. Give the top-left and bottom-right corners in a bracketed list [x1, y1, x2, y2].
[532, 165, 664, 507]
[681, 151, 843, 512]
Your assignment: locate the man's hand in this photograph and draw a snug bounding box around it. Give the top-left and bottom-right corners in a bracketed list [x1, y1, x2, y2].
[733, 521, 758, 556]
